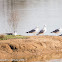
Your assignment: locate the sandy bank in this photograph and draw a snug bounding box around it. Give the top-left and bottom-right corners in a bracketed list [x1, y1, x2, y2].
[0, 35, 62, 61]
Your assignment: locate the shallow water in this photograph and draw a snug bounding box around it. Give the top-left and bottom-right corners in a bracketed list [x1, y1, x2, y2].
[1, 58, 62, 62]
[11, 58, 62, 62]
[48, 59, 62, 62]
[0, 0, 62, 36]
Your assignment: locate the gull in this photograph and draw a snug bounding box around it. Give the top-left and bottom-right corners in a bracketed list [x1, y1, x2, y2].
[13, 31, 17, 36]
[51, 28, 62, 34]
[26, 26, 39, 35]
[37, 25, 47, 35]
[59, 34, 62, 36]
[5, 33, 13, 35]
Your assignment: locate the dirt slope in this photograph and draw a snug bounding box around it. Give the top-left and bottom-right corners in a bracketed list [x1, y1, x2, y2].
[0, 35, 62, 61]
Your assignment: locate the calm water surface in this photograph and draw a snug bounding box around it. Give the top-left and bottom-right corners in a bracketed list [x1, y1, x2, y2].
[0, 0, 62, 36]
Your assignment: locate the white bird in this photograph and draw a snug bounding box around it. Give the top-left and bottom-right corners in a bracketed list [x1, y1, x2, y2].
[26, 26, 39, 34]
[51, 28, 62, 34]
[13, 31, 17, 36]
[37, 25, 47, 35]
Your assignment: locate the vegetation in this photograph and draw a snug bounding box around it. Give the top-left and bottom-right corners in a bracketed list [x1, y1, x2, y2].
[0, 35, 6, 40]
[0, 35, 29, 40]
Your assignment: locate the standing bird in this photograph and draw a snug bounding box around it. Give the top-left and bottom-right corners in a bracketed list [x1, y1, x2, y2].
[37, 25, 47, 35]
[13, 31, 17, 36]
[59, 34, 62, 36]
[26, 26, 39, 35]
[51, 28, 62, 34]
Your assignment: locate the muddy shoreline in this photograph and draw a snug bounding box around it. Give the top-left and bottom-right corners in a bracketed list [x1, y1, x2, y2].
[0, 36, 62, 61]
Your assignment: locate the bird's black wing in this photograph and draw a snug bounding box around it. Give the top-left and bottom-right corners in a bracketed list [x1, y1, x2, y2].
[37, 30, 45, 35]
[53, 29, 59, 33]
[39, 30, 45, 34]
[29, 29, 36, 33]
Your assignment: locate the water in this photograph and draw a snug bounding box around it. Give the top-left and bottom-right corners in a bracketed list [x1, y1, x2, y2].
[0, 0, 62, 36]
[48, 59, 62, 62]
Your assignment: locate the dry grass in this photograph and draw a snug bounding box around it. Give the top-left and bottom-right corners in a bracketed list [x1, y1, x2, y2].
[0, 35, 6, 40]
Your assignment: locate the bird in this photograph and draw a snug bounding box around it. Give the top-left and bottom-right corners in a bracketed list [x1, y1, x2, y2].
[51, 28, 62, 34]
[37, 25, 47, 35]
[13, 31, 17, 36]
[26, 26, 39, 34]
[59, 34, 62, 36]
[5, 33, 13, 35]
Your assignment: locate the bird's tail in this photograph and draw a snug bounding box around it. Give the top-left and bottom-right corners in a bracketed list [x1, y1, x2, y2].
[26, 32, 29, 33]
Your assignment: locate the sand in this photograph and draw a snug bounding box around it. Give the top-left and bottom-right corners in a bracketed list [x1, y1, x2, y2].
[0, 35, 62, 62]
